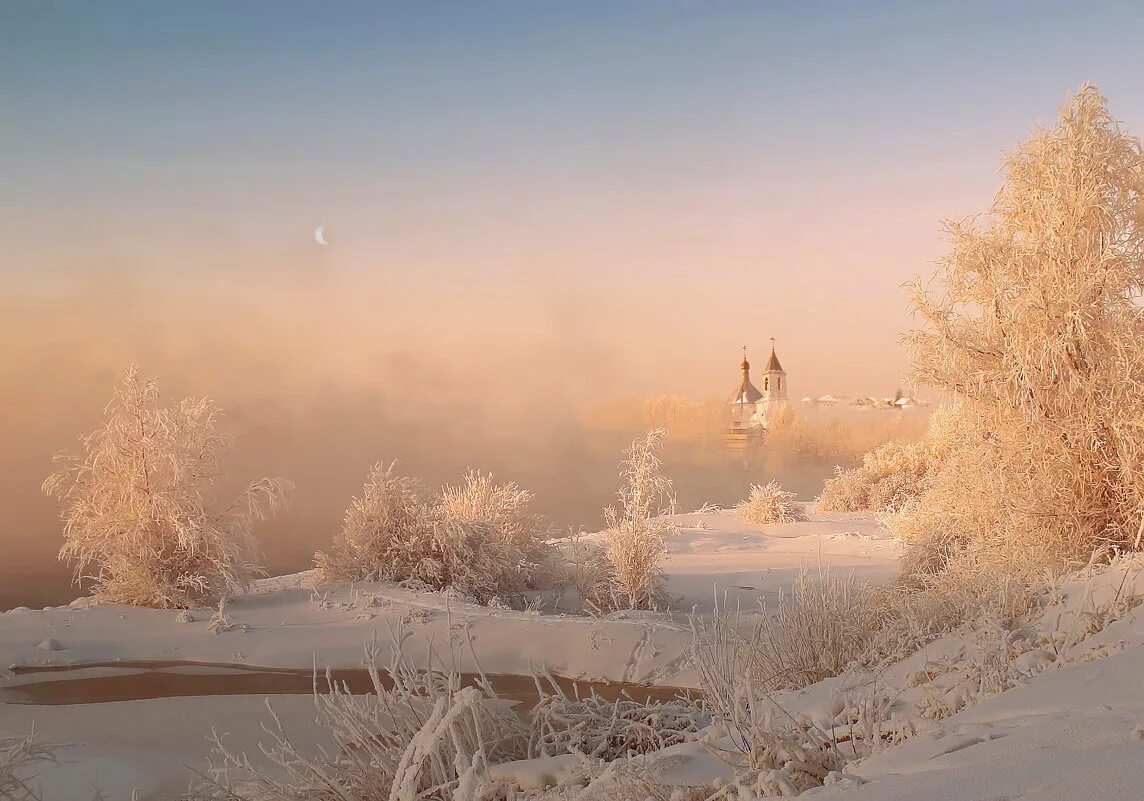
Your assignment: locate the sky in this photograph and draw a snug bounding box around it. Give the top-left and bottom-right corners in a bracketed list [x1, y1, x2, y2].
[3, 1, 1144, 594]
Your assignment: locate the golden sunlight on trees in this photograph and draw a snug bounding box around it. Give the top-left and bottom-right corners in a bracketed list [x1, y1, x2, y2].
[898, 84, 1144, 577]
[42, 367, 292, 608]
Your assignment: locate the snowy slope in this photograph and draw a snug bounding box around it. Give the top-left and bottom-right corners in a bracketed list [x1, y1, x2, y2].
[12, 516, 1143, 800]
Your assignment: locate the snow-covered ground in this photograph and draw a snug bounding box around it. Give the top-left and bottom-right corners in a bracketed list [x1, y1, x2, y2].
[3, 508, 1143, 800]
[0, 507, 893, 798]
[0, 507, 896, 687]
[662, 508, 897, 614]
[650, 558, 1144, 801]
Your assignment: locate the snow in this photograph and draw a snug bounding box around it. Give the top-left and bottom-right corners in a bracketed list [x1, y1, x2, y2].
[3, 512, 1143, 800]
[662, 508, 898, 614]
[802, 561, 1144, 801]
[0, 507, 895, 687]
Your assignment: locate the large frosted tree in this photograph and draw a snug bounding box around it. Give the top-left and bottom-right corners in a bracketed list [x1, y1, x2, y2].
[904, 84, 1144, 571]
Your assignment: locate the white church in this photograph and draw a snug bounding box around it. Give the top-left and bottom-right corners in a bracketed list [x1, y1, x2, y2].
[729, 340, 788, 431]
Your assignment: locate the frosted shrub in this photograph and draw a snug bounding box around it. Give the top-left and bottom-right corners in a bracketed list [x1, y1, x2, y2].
[733, 568, 876, 692]
[42, 367, 291, 608]
[899, 84, 1144, 576]
[737, 480, 805, 524]
[316, 463, 539, 606]
[600, 429, 676, 610]
[316, 462, 436, 584]
[687, 606, 848, 795]
[528, 673, 708, 761]
[439, 469, 554, 585]
[193, 632, 527, 801]
[190, 632, 702, 801]
[817, 439, 939, 514]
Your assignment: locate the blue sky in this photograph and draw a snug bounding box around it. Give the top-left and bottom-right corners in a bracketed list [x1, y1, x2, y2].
[3, 1, 1144, 395]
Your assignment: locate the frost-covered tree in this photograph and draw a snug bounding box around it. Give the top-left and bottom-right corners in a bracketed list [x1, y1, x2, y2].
[903, 84, 1144, 573]
[42, 367, 292, 608]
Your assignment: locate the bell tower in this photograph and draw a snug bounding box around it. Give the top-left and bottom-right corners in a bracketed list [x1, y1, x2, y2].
[760, 337, 788, 409]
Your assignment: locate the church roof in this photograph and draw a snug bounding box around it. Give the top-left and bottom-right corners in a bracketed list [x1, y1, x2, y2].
[764, 347, 785, 373]
[732, 353, 764, 404]
[732, 377, 764, 404]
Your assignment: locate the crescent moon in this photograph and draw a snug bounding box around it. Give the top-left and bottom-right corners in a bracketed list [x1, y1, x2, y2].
[315, 225, 327, 246]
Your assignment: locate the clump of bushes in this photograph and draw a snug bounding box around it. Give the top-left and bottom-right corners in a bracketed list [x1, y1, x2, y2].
[816, 440, 938, 514]
[737, 480, 805, 524]
[816, 403, 958, 514]
[42, 367, 292, 609]
[315, 463, 553, 607]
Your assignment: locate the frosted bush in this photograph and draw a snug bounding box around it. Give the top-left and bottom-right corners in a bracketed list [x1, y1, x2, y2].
[553, 430, 677, 613]
[816, 403, 960, 515]
[315, 463, 542, 606]
[190, 633, 701, 801]
[315, 462, 431, 583]
[192, 631, 527, 801]
[737, 480, 805, 524]
[439, 469, 554, 586]
[528, 673, 708, 761]
[42, 367, 291, 608]
[817, 439, 939, 514]
[601, 429, 676, 611]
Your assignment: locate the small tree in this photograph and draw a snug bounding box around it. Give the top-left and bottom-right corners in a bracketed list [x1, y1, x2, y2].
[43, 367, 292, 608]
[903, 84, 1144, 572]
[602, 428, 676, 610]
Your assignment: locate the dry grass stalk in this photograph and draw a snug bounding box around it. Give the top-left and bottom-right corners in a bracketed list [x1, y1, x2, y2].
[734, 568, 876, 692]
[686, 605, 848, 796]
[42, 367, 291, 608]
[1, 733, 56, 801]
